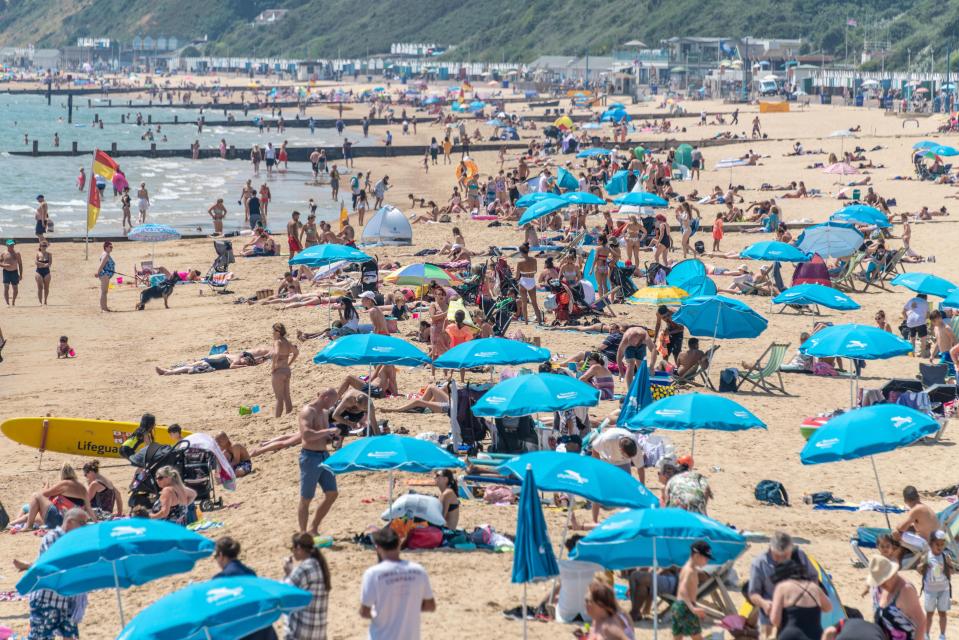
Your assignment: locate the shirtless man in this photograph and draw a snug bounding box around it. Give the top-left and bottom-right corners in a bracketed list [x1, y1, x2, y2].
[309, 148, 322, 180]
[894, 485, 939, 544]
[929, 310, 958, 366]
[287, 211, 303, 258]
[214, 432, 253, 477]
[358, 291, 397, 394]
[1, 240, 24, 306]
[34, 195, 49, 240]
[674, 338, 706, 378]
[332, 388, 380, 436]
[258, 272, 302, 305]
[297, 388, 340, 535]
[616, 325, 654, 386]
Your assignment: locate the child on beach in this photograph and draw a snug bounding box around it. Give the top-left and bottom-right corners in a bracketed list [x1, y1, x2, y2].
[918, 530, 954, 640]
[711, 212, 724, 252]
[671, 540, 711, 640]
[57, 335, 73, 358]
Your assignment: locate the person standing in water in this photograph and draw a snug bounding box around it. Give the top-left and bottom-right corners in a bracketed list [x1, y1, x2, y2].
[121, 187, 132, 232]
[34, 195, 49, 241]
[136, 183, 150, 224]
[208, 199, 227, 236]
[271, 323, 299, 418]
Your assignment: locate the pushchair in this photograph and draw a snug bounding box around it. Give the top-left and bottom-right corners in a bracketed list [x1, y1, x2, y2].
[203, 240, 235, 294]
[127, 440, 222, 512]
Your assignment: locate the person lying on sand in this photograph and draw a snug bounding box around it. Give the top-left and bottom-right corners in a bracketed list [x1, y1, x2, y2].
[256, 272, 302, 304]
[155, 348, 270, 375]
[382, 383, 451, 414]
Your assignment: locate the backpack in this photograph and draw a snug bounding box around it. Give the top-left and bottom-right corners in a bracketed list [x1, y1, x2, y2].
[755, 480, 789, 506]
[718, 368, 739, 393]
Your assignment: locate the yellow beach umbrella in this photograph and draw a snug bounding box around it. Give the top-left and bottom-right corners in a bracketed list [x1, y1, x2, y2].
[553, 115, 574, 129]
[627, 285, 689, 306]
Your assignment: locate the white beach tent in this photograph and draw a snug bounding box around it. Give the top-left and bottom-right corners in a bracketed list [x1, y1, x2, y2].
[361, 206, 413, 245]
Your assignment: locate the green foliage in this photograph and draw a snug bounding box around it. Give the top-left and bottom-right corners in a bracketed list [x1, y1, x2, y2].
[0, 0, 949, 67]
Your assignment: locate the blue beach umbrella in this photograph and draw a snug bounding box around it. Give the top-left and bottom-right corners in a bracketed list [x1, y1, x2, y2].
[423, 96, 441, 105]
[796, 222, 864, 258]
[512, 465, 560, 638]
[518, 197, 570, 226]
[472, 373, 599, 417]
[600, 108, 630, 123]
[468, 100, 486, 111]
[625, 392, 765, 454]
[666, 259, 717, 298]
[890, 272, 956, 298]
[576, 147, 612, 159]
[740, 240, 810, 262]
[929, 144, 959, 157]
[604, 170, 630, 195]
[313, 333, 430, 367]
[556, 167, 580, 190]
[618, 360, 654, 427]
[613, 191, 669, 208]
[289, 244, 372, 267]
[801, 405, 938, 526]
[773, 283, 860, 311]
[498, 451, 659, 509]
[515, 192, 557, 207]
[129, 223, 181, 262]
[913, 140, 938, 150]
[17, 519, 214, 625]
[561, 191, 605, 206]
[116, 577, 311, 640]
[570, 507, 746, 638]
[831, 204, 890, 228]
[942, 289, 959, 310]
[673, 295, 768, 339]
[434, 337, 549, 369]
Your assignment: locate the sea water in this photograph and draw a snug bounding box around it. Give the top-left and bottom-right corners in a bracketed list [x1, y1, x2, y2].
[0, 94, 371, 236]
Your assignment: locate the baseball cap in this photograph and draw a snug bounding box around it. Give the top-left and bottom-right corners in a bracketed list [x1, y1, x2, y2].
[934, 529, 947, 541]
[5, 239, 14, 246]
[690, 540, 713, 560]
[36, 194, 44, 200]
[358, 291, 377, 301]
[677, 454, 694, 469]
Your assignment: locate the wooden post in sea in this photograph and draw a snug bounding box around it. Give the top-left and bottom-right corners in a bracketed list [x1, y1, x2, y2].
[67, 93, 73, 124]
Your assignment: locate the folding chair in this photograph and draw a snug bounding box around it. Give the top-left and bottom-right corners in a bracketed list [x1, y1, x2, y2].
[737, 343, 790, 394]
[672, 345, 720, 390]
[658, 559, 739, 623]
[134, 260, 155, 286]
[830, 252, 864, 293]
[202, 271, 234, 294]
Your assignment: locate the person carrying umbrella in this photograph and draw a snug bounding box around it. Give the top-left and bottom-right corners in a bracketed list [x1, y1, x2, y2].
[20, 508, 91, 640]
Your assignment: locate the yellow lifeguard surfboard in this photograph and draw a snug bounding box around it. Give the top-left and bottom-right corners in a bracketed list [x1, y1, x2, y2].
[1, 417, 188, 459]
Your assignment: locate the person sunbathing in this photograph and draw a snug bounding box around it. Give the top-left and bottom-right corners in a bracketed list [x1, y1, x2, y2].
[331, 387, 381, 436]
[241, 228, 277, 257]
[257, 272, 302, 304]
[760, 181, 797, 191]
[155, 349, 269, 375]
[382, 384, 451, 414]
[780, 181, 808, 198]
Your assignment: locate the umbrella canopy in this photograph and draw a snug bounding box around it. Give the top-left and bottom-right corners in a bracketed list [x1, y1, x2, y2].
[600, 108, 630, 123]
[941, 289, 959, 310]
[822, 162, 859, 175]
[499, 451, 659, 509]
[312, 334, 430, 367]
[570, 508, 747, 570]
[323, 434, 464, 473]
[562, 191, 606, 205]
[613, 192, 669, 207]
[913, 140, 938, 150]
[800, 405, 938, 465]
[773, 284, 860, 310]
[666, 259, 717, 298]
[512, 466, 560, 584]
[625, 392, 766, 434]
[673, 295, 768, 339]
[434, 337, 549, 369]
[556, 167, 580, 190]
[890, 272, 956, 298]
[796, 222, 864, 259]
[17, 519, 213, 597]
[472, 373, 599, 417]
[518, 197, 570, 226]
[800, 324, 912, 360]
[618, 360, 654, 427]
[468, 100, 486, 111]
[929, 144, 959, 157]
[831, 204, 890, 228]
[116, 577, 311, 640]
[628, 285, 689, 306]
[128, 224, 181, 243]
[740, 240, 810, 262]
[289, 244, 372, 267]
[576, 147, 612, 159]
[383, 263, 461, 286]
[553, 115, 574, 129]
[515, 192, 558, 207]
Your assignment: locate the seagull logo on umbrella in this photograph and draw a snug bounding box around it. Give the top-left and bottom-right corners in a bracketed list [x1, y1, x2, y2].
[557, 469, 589, 485]
[655, 409, 684, 417]
[556, 392, 578, 400]
[846, 340, 868, 349]
[890, 416, 913, 429]
[367, 451, 398, 459]
[110, 526, 147, 539]
[815, 438, 840, 449]
[206, 586, 244, 604]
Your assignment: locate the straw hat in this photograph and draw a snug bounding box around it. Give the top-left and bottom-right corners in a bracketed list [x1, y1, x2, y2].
[866, 556, 898, 587]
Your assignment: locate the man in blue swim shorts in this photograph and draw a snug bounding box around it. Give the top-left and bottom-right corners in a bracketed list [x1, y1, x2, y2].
[298, 388, 341, 536]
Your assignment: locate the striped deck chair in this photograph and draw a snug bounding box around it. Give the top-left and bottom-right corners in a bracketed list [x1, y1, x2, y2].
[737, 343, 790, 394]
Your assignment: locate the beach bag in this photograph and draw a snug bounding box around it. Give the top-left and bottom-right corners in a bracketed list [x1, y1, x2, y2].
[718, 368, 739, 393]
[755, 480, 789, 506]
[650, 380, 676, 401]
[694, 240, 705, 255]
[406, 526, 444, 550]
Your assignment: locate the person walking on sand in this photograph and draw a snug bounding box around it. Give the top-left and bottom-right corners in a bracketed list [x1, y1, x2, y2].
[34, 240, 52, 305]
[271, 323, 298, 418]
[1, 239, 23, 306]
[287, 211, 303, 258]
[671, 540, 712, 640]
[298, 388, 340, 536]
[94, 240, 115, 312]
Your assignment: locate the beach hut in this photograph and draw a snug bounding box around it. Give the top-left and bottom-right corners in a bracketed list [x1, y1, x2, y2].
[361, 206, 413, 246]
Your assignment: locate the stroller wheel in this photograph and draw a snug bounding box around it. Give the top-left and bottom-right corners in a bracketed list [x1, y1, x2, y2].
[200, 499, 214, 511]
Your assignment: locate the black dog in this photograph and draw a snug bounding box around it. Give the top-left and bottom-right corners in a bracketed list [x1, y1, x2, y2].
[136, 272, 181, 310]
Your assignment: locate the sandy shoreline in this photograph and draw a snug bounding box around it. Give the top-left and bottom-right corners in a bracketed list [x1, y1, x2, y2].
[2, 93, 959, 639]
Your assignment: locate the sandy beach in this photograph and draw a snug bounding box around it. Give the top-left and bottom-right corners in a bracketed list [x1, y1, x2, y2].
[2, 92, 959, 639]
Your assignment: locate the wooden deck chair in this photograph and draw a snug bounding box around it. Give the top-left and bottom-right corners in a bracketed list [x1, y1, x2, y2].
[737, 343, 790, 394]
[830, 251, 864, 293]
[950, 315, 959, 341]
[672, 345, 720, 390]
[860, 247, 907, 293]
[658, 559, 739, 623]
[134, 260, 155, 286]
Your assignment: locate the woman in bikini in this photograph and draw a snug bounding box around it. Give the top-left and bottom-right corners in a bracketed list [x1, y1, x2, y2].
[240, 180, 255, 224]
[302, 213, 320, 248]
[34, 241, 52, 305]
[625, 215, 644, 266]
[677, 200, 701, 259]
[258, 183, 272, 225]
[150, 466, 197, 525]
[516, 243, 544, 324]
[537, 256, 560, 287]
[383, 382, 451, 415]
[653, 215, 671, 266]
[593, 235, 613, 301]
[16, 463, 95, 529]
[136, 183, 150, 224]
[271, 322, 299, 418]
[428, 285, 450, 375]
[577, 351, 616, 400]
[434, 469, 460, 529]
[83, 460, 123, 519]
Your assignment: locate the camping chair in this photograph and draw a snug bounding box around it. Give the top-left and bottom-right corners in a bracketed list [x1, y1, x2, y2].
[672, 345, 719, 390]
[859, 247, 906, 293]
[850, 527, 923, 570]
[134, 260, 155, 286]
[658, 559, 740, 623]
[202, 271, 234, 294]
[830, 251, 864, 292]
[737, 343, 790, 394]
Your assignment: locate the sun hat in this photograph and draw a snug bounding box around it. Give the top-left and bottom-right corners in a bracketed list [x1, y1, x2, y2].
[358, 291, 377, 301]
[866, 555, 898, 587]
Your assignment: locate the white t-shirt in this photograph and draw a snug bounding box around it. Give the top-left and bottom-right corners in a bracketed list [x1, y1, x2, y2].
[361, 559, 434, 640]
[905, 297, 929, 328]
[924, 551, 950, 593]
[265, 146, 276, 160]
[556, 559, 603, 622]
[590, 427, 645, 468]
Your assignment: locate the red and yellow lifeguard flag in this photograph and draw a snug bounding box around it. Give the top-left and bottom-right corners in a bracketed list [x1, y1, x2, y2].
[338, 201, 349, 231]
[86, 149, 119, 230]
